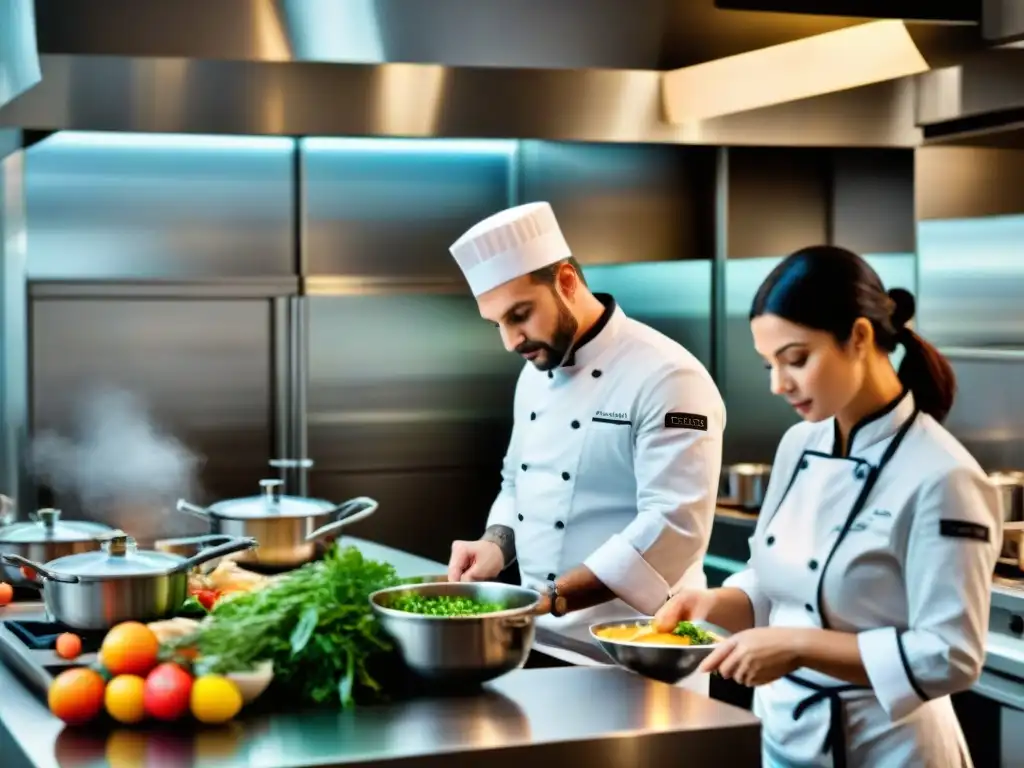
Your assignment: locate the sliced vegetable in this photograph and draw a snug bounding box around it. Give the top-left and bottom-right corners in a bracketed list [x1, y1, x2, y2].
[191, 588, 221, 612]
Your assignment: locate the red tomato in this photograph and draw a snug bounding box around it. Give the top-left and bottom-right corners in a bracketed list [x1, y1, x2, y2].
[143, 662, 194, 722]
[0, 582, 12, 606]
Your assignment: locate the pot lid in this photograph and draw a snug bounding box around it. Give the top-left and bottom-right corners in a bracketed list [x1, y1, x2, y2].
[206, 480, 338, 519]
[0, 508, 115, 544]
[45, 533, 184, 578]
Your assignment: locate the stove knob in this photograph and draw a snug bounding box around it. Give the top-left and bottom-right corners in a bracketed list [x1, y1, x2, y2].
[1010, 615, 1024, 635]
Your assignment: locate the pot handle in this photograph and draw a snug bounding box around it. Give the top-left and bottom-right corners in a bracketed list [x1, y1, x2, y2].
[305, 497, 379, 542]
[176, 499, 212, 519]
[0, 553, 80, 584]
[500, 615, 534, 629]
[168, 537, 259, 575]
[157, 534, 235, 549]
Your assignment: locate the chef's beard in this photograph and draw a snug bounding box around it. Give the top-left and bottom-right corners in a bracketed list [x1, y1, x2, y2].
[515, 293, 578, 371]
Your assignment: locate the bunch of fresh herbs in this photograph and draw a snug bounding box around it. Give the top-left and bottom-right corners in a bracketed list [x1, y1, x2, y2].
[165, 545, 403, 708]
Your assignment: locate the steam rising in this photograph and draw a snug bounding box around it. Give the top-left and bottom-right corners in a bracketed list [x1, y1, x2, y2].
[29, 387, 204, 535]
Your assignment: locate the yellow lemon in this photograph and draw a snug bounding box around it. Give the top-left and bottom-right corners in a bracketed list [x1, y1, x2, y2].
[104, 674, 147, 725]
[190, 675, 243, 724]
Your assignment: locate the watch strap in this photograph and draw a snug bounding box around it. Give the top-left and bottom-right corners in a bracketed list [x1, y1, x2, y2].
[547, 579, 566, 617]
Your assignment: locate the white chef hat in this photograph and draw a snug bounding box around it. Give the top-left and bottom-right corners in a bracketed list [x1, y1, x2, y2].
[449, 202, 572, 297]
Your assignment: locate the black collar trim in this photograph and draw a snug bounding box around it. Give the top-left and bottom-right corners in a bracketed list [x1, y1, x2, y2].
[831, 388, 910, 458]
[563, 293, 616, 367]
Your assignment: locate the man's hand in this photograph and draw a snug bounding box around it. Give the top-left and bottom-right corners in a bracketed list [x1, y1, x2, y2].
[447, 540, 505, 583]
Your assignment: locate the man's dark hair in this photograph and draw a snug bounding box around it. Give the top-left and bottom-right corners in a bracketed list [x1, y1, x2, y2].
[528, 257, 587, 288]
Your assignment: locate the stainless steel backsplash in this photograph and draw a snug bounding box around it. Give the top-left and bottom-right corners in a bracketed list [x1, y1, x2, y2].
[918, 215, 1024, 471]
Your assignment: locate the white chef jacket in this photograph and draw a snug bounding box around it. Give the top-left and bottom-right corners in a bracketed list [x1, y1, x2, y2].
[724, 390, 1000, 768]
[487, 294, 725, 675]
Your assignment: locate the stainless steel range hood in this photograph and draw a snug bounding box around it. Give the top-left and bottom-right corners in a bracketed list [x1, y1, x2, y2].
[0, 0, 996, 147]
[916, 49, 1024, 147]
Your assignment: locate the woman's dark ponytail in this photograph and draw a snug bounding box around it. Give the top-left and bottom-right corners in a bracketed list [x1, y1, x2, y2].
[888, 288, 957, 423]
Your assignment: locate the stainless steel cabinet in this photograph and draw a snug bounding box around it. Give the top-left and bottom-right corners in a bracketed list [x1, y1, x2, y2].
[301, 138, 515, 280]
[518, 141, 715, 264]
[25, 132, 295, 279]
[30, 297, 275, 540]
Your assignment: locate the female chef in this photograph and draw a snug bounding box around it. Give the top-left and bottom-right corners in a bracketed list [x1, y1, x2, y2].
[655, 245, 1000, 768]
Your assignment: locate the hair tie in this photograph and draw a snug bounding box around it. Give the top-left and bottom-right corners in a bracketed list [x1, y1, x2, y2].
[888, 288, 915, 330]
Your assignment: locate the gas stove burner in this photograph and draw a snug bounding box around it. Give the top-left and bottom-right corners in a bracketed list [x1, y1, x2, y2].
[5, 620, 107, 652]
[0, 616, 104, 701]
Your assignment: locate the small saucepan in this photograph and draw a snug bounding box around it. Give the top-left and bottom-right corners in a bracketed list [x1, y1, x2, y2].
[176, 478, 378, 569]
[719, 463, 772, 511]
[0, 507, 116, 587]
[0, 532, 257, 630]
[990, 471, 1024, 560]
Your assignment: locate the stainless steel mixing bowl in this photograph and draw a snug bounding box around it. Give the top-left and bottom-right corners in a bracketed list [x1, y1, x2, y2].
[589, 618, 730, 684]
[369, 581, 542, 687]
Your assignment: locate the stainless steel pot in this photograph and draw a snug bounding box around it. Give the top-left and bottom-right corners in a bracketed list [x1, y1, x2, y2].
[0, 532, 257, 630]
[176, 477, 378, 569]
[990, 472, 1024, 524]
[0, 508, 116, 587]
[990, 471, 1024, 560]
[719, 463, 772, 511]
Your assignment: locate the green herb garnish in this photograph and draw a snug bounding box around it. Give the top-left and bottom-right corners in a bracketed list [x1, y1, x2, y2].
[390, 594, 505, 616]
[672, 621, 717, 645]
[164, 545, 402, 708]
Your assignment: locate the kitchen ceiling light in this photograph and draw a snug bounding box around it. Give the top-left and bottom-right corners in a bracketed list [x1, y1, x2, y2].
[661, 20, 930, 123]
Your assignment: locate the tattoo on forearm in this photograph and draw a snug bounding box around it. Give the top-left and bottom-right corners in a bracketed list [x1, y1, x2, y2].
[482, 525, 516, 568]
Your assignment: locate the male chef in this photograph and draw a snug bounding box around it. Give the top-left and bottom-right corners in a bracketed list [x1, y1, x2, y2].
[445, 202, 725, 688]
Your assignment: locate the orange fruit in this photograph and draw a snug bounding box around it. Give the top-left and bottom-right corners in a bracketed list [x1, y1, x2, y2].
[56, 632, 83, 660]
[0, 582, 12, 606]
[100, 622, 160, 677]
[48, 667, 106, 725]
[104, 674, 147, 724]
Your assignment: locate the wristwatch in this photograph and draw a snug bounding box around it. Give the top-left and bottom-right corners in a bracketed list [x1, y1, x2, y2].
[546, 580, 568, 617]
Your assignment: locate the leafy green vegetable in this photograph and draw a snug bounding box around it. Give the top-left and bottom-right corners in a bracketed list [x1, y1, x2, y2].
[672, 621, 717, 645]
[389, 594, 504, 617]
[165, 545, 402, 708]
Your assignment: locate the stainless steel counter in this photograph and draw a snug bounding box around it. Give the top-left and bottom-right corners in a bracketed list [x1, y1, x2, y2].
[0, 537, 762, 768]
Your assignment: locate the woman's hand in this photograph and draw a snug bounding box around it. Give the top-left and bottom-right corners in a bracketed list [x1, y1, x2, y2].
[698, 627, 804, 686]
[653, 590, 712, 633]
